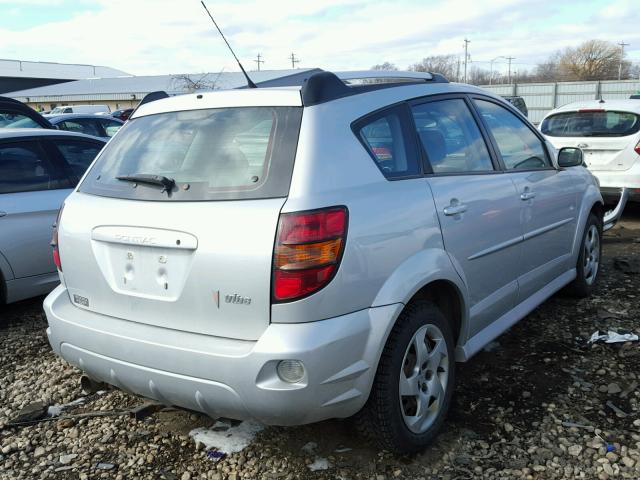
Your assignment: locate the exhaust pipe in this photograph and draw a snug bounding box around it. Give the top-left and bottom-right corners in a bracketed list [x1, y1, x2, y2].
[80, 375, 107, 395]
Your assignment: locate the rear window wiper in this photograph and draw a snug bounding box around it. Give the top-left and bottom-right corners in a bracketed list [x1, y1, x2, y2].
[116, 173, 176, 194]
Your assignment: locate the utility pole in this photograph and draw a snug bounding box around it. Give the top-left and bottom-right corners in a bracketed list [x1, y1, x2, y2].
[456, 57, 461, 82]
[289, 52, 300, 69]
[463, 38, 470, 83]
[618, 41, 630, 80]
[505, 56, 515, 84]
[254, 53, 264, 71]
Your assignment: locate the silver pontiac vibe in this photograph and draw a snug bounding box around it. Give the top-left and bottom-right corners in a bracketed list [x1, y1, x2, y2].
[44, 70, 604, 453]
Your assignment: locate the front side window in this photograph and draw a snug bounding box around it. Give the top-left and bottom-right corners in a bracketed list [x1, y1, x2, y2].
[475, 99, 551, 171]
[79, 106, 302, 201]
[541, 110, 640, 137]
[58, 120, 102, 137]
[356, 107, 420, 178]
[0, 141, 71, 194]
[100, 119, 122, 137]
[412, 99, 494, 174]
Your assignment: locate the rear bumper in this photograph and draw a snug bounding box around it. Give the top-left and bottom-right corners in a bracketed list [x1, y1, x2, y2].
[592, 163, 640, 201]
[600, 187, 640, 202]
[43, 285, 401, 425]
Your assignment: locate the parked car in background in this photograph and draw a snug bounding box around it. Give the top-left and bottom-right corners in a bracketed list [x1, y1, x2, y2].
[0, 129, 105, 309]
[0, 96, 53, 129]
[501, 95, 528, 117]
[541, 99, 640, 203]
[49, 105, 110, 115]
[112, 108, 134, 121]
[7, 114, 123, 139]
[44, 70, 604, 454]
[48, 114, 123, 139]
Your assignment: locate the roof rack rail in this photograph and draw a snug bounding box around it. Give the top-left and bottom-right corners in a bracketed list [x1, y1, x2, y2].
[301, 70, 448, 106]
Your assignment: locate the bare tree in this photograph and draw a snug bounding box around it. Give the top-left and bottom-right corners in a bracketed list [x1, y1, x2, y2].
[557, 40, 623, 81]
[467, 66, 493, 85]
[171, 72, 223, 93]
[371, 62, 398, 71]
[408, 55, 458, 80]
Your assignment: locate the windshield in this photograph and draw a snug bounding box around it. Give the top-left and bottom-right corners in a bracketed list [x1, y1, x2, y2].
[541, 110, 640, 137]
[79, 106, 302, 201]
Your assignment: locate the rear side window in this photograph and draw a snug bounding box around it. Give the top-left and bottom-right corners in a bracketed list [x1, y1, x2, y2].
[52, 140, 103, 180]
[541, 110, 640, 137]
[0, 141, 72, 194]
[474, 99, 551, 171]
[355, 106, 420, 179]
[412, 99, 494, 174]
[80, 107, 302, 201]
[0, 113, 40, 129]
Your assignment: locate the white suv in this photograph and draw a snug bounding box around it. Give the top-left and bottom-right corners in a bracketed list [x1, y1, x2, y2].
[541, 99, 640, 203]
[44, 70, 604, 453]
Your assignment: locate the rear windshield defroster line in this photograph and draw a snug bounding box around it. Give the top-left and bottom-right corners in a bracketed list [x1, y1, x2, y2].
[79, 106, 303, 201]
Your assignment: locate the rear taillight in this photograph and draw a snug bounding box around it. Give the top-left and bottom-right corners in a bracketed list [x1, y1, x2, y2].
[273, 207, 348, 301]
[634, 140, 640, 156]
[51, 204, 64, 271]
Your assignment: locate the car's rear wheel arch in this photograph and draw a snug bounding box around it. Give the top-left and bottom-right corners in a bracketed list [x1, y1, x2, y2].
[590, 200, 604, 224]
[0, 267, 6, 307]
[408, 280, 463, 345]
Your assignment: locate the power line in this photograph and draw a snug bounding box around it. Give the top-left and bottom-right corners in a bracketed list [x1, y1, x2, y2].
[289, 52, 300, 69]
[254, 53, 264, 71]
[618, 41, 630, 80]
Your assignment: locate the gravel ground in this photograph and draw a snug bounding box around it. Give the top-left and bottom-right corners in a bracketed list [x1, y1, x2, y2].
[1, 206, 639, 480]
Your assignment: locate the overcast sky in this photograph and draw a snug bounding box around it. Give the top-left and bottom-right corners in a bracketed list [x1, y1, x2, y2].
[0, 0, 639, 77]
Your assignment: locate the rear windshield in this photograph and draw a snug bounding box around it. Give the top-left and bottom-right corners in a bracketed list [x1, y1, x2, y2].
[79, 106, 302, 201]
[541, 110, 640, 137]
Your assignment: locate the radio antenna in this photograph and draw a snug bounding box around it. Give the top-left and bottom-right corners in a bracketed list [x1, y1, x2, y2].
[200, 0, 257, 88]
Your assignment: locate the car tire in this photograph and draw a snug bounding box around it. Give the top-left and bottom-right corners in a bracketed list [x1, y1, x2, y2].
[355, 300, 455, 454]
[565, 212, 602, 298]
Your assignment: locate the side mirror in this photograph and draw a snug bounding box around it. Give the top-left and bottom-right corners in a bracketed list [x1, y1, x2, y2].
[558, 147, 583, 168]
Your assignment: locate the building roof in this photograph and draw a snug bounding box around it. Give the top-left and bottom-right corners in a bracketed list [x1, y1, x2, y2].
[5, 69, 319, 103]
[0, 58, 129, 80]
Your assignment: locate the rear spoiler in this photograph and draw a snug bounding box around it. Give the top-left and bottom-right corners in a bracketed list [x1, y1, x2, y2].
[130, 91, 169, 118]
[603, 188, 629, 231]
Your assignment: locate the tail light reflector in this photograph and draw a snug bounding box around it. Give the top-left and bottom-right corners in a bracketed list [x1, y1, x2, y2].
[273, 207, 347, 301]
[51, 204, 64, 271]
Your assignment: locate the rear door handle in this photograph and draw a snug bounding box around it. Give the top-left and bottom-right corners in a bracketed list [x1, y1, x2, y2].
[520, 191, 536, 201]
[0, 211, 6, 217]
[443, 204, 468, 216]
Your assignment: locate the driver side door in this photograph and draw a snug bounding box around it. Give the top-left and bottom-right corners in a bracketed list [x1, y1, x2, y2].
[472, 97, 579, 301]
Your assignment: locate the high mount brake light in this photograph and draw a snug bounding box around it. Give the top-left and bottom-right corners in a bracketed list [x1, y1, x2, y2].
[51, 204, 64, 271]
[273, 207, 347, 301]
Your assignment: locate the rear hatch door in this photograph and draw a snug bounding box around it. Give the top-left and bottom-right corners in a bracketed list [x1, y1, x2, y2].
[59, 102, 302, 341]
[541, 109, 640, 171]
